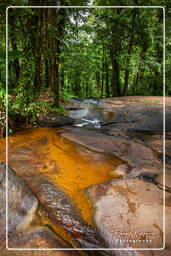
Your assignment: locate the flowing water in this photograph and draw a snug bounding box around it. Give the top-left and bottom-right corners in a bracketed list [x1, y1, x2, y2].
[69, 99, 115, 128]
[0, 99, 120, 250]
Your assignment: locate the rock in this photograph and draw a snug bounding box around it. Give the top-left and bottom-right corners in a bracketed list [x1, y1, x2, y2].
[61, 128, 161, 168]
[85, 176, 171, 255]
[114, 164, 130, 178]
[99, 96, 171, 135]
[128, 166, 162, 178]
[38, 115, 74, 127]
[65, 98, 83, 110]
[0, 163, 88, 254]
[155, 171, 171, 195]
[22, 175, 106, 249]
[8, 226, 70, 249]
[0, 245, 77, 256]
[8, 145, 57, 177]
[0, 162, 38, 238]
[101, 128, 129, 140]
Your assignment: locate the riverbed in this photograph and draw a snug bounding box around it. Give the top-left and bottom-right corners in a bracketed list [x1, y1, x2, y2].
[0, 96, 171, 256]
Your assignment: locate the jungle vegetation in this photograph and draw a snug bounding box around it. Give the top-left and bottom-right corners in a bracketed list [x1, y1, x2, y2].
[0, 0, 170, 129]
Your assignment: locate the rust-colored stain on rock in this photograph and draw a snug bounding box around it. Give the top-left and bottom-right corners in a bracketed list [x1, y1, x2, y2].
[0, 127, 121, 226]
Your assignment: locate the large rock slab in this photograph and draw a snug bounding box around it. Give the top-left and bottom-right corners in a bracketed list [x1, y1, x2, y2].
[85, 173, 171, 255]
[8, 226, 72, 249]
[0, 162, 38, 238]
[38, 115, 74, 127]
[23, 174, 106, 250]
[0, 248, 76, 256]
[100, 96, 171, 134]
[61, 128, 161, 170]
[0, 163, 76, 252]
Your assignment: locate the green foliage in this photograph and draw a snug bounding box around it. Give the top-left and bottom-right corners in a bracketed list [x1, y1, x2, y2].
[0, 1, 170, 133]
[0, 83, 6, 127]
[0, 82, 6, 109]
[61, 87, 76, 102]
[36, 100, 66, 115]
[8, 56, 37, 123]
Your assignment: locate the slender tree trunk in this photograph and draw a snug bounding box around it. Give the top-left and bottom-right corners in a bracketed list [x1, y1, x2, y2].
[111, 57, 120, 97]
[123, 9, 138, 96]
[11, 37, 20, 84]
[34, 7, 44, 93]
[48, 7, 65, 107]
[96, 71, 100, 92]
[60, 69, 64, 90]
[10, 13, 20, 85]
[153, 9, 163, 95]
[101, 49, 105, 97]
[134, 40, 148, 94]
[110, 25, 121, 97]
[45, 58, 49, 88]
[86, 80, 89, 98]
[67, 75, 70, 91]
[105, 62, 109, 97]
[110, 9, 122, 97]
[101, 69, 104, 97]
[123, 35, 134, 95]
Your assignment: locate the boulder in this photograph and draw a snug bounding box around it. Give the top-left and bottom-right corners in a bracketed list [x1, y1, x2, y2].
[61, 128, 161, 168]
[85, 175, 171, 255]
[0, 248, 77, 256]
[0, 163, 82, 253]
[9, 226, 71, 249]
[23, 175, 106, 250]
[114, 164, 131, 178]
[0, 162, 38, 238]
[99, 96, 171, 135]
[38, 115, 74, 127]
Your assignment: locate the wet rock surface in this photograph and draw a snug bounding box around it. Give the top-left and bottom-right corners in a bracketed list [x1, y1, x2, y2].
[0, 128, 117, 254]
[62, 96, 171, 254]
[85, 173, 171, 254]
[0, 162, 38, 237]
[38, 115, 74, 127]
[61, 127, 161, 170]
[23, 175, 106, 249]
[0, 96, 170, 255]
[9, 226, 68, 249]
[0, 163, 80, 255]
[0, 248, 75, 256]
[100, 96, 171, 134]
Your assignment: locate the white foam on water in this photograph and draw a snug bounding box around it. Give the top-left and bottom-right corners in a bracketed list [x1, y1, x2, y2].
[75, 118, 101, 128]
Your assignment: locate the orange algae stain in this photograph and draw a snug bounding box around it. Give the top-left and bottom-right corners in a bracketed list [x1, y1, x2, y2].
[0, 127, 121, 225]
[38, 129, 121, 225]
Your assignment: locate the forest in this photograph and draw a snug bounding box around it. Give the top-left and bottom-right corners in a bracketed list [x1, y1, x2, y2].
[0, 0, 170, 131]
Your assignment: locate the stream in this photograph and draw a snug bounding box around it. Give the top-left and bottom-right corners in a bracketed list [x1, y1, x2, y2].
[0, 96, 170, 255]
[0, 99, 120, 251]
[69, 99, 115, 129]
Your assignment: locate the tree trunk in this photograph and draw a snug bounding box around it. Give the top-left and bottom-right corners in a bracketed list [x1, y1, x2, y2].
[101, 69, 104, 97]
[10, 12, 20, 85]
[111, 57, 120, 97]
[105, 62, 109, 97]
[133, 45, 147, 94]
[34, 7, 44, 93]
[96, 71, 100, 92]
[110, 20, 121, 97]
[11, 37, 20, 84]
[123, 9, 138, 95]
[123, 35, 134, 95]
[47, 7, 66, 107]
